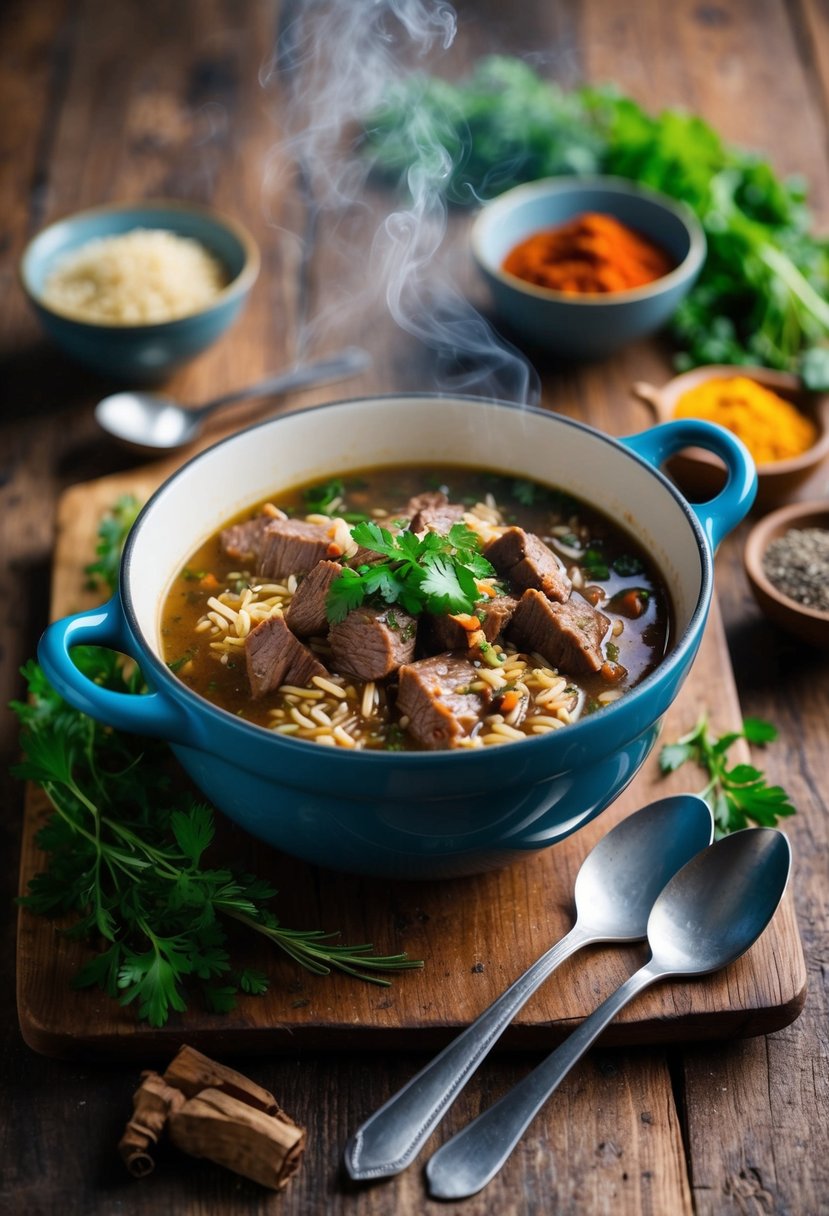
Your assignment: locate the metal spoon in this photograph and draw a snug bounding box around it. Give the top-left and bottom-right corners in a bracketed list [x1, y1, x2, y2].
[94, 346, 371, 451]
[343, 795, 714, 1182]
[426, 826, 791, 1200]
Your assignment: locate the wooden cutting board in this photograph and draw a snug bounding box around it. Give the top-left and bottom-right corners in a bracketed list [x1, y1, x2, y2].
[16, 467, 807, 1059]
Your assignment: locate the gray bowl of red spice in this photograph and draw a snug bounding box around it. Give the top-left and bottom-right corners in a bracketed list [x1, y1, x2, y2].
[471, 175, 705, 359]
[744, 499, 829, 648]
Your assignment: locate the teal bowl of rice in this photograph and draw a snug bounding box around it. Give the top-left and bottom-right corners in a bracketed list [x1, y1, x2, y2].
[20, 199, 260, 382]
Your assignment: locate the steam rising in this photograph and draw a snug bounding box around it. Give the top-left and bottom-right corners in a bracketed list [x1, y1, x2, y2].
[261, 0, 538, 404]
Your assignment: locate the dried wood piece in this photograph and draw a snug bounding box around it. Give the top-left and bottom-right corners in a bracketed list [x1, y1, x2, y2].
[162, 1044, 279, 1113]
[118, 1071, 186, 1177]
[168, 1087, 306, 1190]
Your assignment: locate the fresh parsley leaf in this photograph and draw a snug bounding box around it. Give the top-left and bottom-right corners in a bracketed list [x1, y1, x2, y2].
[326, 567, 365, 624]
[326, 521, 495, 622]
[84, 495, 141, 592]
[658, 713, 795, 835]
[742, 717, 779, 744]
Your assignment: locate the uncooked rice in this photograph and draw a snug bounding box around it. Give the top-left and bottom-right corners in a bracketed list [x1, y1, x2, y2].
[42, 227, 227, 324]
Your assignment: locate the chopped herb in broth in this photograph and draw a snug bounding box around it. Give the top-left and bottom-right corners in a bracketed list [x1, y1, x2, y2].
[161, 466, 672, 751]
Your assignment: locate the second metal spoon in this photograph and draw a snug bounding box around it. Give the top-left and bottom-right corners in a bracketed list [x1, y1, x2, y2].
[94, 345, 371, 451]
[344, 794, 714, 1181]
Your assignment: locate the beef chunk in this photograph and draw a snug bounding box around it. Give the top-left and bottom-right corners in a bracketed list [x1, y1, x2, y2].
[220, 515, 272, 563]
[485, 527, 571, 603]
[508, 589, 610, 674]
[256, 518, 331, 580]
[285, 560, 342, 637]
[397, 655, 488, 750]
[245, 614, 328, 699]
[328, 605, 417, 681]
[424, 594, 518, 653]
[408, 490, 465, 535]
[478, 593, 519, 638]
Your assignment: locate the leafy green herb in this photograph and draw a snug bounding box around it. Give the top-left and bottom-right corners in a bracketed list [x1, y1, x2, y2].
[11, 505, 422, 1028]
[167, 649, 195, 674]
[365, 57, 829, 386]
[658, 713, 796, 836]
[612, 554, 644, 577]
[582, 547, 609, 580]
[302, 477, 346, 514]
[301, 477, 371, 524]
[84, 495, 141, 590]
[327, 521, 495, 623]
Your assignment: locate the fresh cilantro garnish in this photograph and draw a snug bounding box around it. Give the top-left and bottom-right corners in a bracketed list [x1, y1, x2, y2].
[11, 503, 423, 1027]
[326, 521, 495, 624]
[659, 714, 796, 836]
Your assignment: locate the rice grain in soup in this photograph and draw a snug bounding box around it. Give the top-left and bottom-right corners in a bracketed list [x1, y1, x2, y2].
[41, 228, 228, 324]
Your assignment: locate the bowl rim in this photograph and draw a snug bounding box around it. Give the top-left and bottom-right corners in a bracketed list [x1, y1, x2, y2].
[470, 174, 707, 307]
[118, 392, 716, 765]
[19, 197, 261, 330]
[744, 498, 829, 623]
[637, 364, 829, 475]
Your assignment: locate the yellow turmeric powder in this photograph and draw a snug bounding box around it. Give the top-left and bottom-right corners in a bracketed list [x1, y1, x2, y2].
[502, 212, 674, 294]
[673, 376, 817, 464]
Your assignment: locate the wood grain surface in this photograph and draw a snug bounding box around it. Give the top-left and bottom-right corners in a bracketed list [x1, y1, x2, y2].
[2, 1, 828, 1214]
[16, 468, 806, 1060]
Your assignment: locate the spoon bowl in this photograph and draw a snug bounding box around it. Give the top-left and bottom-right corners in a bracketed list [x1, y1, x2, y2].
[648, 826, 793, 975]
[94, 346, 371, 452]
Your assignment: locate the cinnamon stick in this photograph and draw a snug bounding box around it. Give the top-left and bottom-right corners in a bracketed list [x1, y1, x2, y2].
[168, 1087, 306, 1190]
[117, 1072, 186, 1177]
[118, 1047, 306, 1190]
[163, 1045, 280, 1114]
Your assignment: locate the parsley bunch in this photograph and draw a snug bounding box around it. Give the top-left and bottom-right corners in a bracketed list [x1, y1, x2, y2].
[327, 520, 495, 623]
[12, 504, 422, 1027]
[659, 714, 796, 836]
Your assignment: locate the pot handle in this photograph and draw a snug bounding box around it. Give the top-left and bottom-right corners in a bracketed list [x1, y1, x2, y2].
[621, 419, 757, 550]
[38, 595, 200, 746]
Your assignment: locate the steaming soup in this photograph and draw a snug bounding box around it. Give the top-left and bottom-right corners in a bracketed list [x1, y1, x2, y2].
[160, 466, 672, 750]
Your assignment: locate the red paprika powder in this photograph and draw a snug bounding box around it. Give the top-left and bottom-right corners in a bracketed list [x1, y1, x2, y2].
[502, 212, 674, 294]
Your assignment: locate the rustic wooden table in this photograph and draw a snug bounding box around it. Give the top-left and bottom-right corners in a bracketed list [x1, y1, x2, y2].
[2, 1, 827, 1212]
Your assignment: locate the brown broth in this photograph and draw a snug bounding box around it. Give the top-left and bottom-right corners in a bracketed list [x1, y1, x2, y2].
[160, 465, 672, 748]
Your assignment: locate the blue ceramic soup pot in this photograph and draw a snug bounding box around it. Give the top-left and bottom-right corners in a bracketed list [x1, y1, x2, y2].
[38, 396, 755, 878]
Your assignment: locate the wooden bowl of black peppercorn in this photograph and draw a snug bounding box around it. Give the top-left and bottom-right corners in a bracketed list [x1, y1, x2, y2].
[744, 500, 829, 648]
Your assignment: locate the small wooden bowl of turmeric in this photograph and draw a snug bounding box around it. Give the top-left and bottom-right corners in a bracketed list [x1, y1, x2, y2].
[471, 176, 706, 360]
[633, 365, 829, 511]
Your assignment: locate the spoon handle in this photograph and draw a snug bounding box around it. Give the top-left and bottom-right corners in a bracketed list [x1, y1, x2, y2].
[344, 923, 596, 1181]
[193, 346, 371, 419]
[426, 958, 665, 1200]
